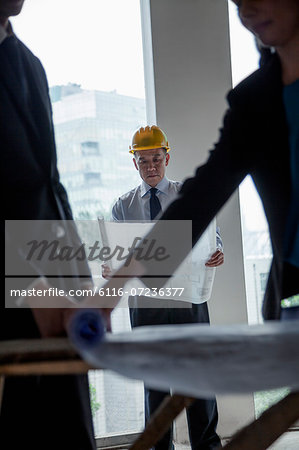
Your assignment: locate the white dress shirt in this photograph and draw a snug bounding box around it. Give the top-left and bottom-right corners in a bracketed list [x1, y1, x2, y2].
[112, 177, 223, 249]
[112, 177, 181, 221]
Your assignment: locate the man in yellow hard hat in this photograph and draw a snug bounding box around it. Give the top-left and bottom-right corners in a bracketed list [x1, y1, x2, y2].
[104, 125, 223, 450]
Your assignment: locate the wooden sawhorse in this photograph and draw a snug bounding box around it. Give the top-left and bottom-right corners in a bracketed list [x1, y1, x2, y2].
[130, 392, 299, 450]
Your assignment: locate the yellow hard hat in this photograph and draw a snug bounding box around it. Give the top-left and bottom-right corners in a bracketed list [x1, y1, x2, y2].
[129, 125, 170, 154]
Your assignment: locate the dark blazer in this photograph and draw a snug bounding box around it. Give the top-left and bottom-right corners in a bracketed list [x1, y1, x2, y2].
[160, 54, 298, 320]
[1, 37, 96, 449]
[0, 39, 72, 222]
[1, 37, 92, 335]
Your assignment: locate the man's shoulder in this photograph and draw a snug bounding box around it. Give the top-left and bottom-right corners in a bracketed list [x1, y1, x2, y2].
[112, 185, 141, 221]
[116, 185, 141, 203]
[168, 180, 182, 187]
[17, 38, 47, 81]
[17, 38, 40, 63]
[168, 180, 182, 191]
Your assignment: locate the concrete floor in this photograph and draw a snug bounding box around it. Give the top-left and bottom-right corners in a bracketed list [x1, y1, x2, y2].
[175, 431, 299, 449]
[268, 432, 299, 449]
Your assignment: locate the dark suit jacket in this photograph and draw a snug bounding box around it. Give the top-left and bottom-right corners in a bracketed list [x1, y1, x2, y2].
[1, 36, 96, 450]
[159, 54, 298, 320]
[1, 38, 72, 221]
[1, 38, 90, 337]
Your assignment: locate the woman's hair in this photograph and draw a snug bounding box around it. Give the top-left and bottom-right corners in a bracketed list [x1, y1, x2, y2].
[255, 37, 275, 67]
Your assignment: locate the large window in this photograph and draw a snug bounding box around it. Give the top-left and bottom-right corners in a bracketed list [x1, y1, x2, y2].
[12, 0, 148, 440]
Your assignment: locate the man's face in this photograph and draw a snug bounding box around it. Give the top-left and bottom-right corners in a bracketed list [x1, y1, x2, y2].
[0, 0, 24, 24]
[133, 148, 170, 188]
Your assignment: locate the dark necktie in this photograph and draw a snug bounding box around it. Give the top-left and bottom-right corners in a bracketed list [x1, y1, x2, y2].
[149, 187, 162, 220]
[2, 35, 29, 105]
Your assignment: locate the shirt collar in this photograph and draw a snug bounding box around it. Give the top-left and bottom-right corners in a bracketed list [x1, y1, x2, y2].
[0, 21, 14, 45]
[140, 177, 170, 197]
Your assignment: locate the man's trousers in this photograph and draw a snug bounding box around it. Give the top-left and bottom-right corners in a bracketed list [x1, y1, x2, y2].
[129, 297, 221, 450]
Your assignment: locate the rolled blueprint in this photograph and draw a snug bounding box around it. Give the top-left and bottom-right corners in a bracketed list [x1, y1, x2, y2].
[70, 311, 299, 398]
[68, 309, 106, 350]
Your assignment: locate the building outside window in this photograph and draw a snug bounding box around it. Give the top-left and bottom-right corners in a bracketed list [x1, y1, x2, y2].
[81, 141, 101, 156]
[51, 85, 145, 219]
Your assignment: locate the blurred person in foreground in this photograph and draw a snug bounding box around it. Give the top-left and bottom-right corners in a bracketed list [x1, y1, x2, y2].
[104, 0, 299, 322]
[1, 0, 97, 448]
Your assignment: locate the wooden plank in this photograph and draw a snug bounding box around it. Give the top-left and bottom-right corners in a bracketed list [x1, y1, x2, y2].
[130, 395, 194, 450]
[0, 338, 95, 376]
[0, 360, 93, 376]
[0, 338, 78, 365]
[0, 375, 5, 414]
[223, 392, 299, 450]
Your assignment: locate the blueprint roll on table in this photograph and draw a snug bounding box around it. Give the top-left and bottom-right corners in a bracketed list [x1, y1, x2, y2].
[70, 310, 299, 398]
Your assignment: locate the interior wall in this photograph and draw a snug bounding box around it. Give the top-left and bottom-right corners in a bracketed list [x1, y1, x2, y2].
[141, 0, 255, 441]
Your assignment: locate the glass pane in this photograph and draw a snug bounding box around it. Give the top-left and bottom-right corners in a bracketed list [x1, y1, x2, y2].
[89, 307, 144, 437]
[11, 0, 147, 437]
[228, 1, 270, 324]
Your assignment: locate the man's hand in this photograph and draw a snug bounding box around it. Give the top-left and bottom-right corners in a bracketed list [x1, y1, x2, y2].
[27, 278, 112, 337]
[26, 278, 78, 337]
[30, 257, 146, 337]
[205, 250, 224, 267]
[31, 307, 71, 338]
[101, 263, 112, 279]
